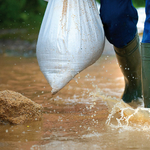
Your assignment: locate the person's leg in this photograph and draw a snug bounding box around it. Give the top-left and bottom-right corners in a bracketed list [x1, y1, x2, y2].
[141, 0, 150, 108]
[100, 0, 138, 47]
[114, 34, 142, 103]
[100, 0, 142, 103]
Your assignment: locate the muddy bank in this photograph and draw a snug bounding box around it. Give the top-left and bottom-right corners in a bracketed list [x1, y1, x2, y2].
[0, 39, 36, 57]
[0, 28, 38, 57]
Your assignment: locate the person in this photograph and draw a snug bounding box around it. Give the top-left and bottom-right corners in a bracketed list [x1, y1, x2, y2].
[100, 0, 150, 107]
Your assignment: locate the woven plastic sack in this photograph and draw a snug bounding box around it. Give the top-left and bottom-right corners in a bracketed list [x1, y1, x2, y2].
[36, 0, 105, 94]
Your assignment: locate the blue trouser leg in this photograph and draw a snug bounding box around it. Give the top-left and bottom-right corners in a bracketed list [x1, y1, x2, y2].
[100, 0, 138, 48]
[100, 0, 142, 103]
[142, 0, 150, 43]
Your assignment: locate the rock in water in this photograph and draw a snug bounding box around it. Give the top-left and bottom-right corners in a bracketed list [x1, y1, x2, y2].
[0, 90, 43, 124]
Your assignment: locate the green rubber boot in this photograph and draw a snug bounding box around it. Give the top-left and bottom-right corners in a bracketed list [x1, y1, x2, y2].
[141, 43, 150, 108]
[114, 34, 142, 103]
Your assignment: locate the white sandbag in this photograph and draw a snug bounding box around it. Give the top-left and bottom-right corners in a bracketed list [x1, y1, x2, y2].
[36, 0, 105, 94]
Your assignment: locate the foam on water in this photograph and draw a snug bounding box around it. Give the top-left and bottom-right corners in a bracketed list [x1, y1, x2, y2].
[51, 94, 96, 105]
[82, 132, 102, 138]
[90, 88, 150, 131]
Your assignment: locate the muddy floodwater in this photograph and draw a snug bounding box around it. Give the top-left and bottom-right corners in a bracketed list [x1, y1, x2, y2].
[1, 55, 150, 150]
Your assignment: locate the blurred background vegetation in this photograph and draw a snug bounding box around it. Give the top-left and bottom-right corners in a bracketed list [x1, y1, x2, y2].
[0, 0, 47, 28]
[0, 0, 47, 42]
[0, 0, 146, 42]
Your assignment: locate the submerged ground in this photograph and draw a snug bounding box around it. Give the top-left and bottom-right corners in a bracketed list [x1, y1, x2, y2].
[1, 55, 150, 150]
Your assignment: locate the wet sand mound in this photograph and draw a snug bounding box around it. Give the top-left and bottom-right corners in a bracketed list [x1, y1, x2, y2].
[0, 90, 43, 124]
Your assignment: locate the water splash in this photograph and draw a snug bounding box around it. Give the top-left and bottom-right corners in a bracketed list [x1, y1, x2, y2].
[90, 87, 150, 131]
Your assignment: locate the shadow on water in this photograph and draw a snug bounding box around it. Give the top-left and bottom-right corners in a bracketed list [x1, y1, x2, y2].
[1, 55, 150, 150]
